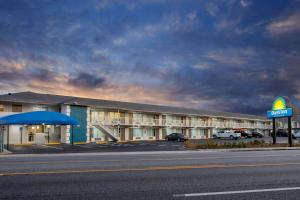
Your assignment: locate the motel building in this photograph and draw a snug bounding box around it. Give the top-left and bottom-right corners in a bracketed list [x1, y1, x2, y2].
[0, 92, 280, 146]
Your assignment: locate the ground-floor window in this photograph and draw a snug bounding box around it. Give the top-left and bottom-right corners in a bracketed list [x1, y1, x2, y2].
[166, 128, 181, 135]
[133, 128, 143, 138]
[145, 128, 155, 137]
[92, 128, 106, 139]
[191, 129, 205, 137]
[132, 128, 155, 138]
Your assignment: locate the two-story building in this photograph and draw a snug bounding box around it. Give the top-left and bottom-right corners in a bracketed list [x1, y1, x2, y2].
[0, 92, 273, 145]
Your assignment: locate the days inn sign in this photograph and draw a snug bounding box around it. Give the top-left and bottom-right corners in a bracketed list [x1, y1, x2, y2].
[267, 96, 293, 119]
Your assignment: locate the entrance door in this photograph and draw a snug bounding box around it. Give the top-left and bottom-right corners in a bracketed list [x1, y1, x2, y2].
[27, 125, 46, 144]
[35, 133, 46, 144]
[120, 128, 125, 141]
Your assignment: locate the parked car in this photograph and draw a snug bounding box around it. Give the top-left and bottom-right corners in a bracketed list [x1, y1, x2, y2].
[252, 131, 264, 138]
[213, 130, 241, 140]
[292, 130, 300, 139]
[234, 130, 252, 138]
[165, 133, 187, 142]
[275, 130, 300, 139]
[276, 129, 288, 137]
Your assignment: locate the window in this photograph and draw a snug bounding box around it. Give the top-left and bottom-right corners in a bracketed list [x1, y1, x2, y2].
[91, 111, 105, 123]
[33, 105, 48, 111]
[28, 125, 44, 133]
[12, 104, 22, 112]
[133, 128, 143, 137]
[0, 105, 4, 112]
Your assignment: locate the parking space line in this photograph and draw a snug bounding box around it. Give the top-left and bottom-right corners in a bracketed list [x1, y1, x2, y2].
[173, 187, 300, 197]
[74, 145, 95, 149]
[40, 145, 64, 150]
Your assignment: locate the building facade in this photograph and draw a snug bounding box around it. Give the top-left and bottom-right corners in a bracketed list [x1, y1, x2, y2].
[0, 92, 277, 145]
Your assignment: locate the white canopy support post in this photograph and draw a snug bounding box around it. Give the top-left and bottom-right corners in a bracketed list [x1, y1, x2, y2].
[6, 125, 9, 150]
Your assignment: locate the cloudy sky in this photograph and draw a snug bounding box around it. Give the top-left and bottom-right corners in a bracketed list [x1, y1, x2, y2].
[1, 0, 300, 115]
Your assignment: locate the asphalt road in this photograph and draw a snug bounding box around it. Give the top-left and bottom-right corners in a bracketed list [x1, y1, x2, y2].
[1, 150, 300, 200]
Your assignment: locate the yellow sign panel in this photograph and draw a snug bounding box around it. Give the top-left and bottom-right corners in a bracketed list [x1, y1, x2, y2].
[272, 97, 286, 111]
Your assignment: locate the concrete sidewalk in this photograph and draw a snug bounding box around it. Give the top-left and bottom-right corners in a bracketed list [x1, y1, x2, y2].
[2, 147, 300, 157]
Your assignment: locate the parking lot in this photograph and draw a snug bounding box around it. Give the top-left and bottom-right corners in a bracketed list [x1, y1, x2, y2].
[8, 141, 185, 154]
[5, 136, 300, 154]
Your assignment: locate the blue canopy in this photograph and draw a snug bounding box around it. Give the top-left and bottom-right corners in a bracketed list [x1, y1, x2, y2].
[0, 111, 79, 125]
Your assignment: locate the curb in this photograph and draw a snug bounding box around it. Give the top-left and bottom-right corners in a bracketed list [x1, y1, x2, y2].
[95, 141, 108, 144]
[73, 142, 87, 145]
[117, 141, 129, 144]
[46, 143, 61, 145]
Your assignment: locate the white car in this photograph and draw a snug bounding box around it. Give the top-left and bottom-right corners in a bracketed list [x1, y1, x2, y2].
[292, 130, 300, 139]
[213, 130, 241, 140]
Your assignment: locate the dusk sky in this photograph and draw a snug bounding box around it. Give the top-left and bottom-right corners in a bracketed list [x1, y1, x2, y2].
[1, 0, 300, 115]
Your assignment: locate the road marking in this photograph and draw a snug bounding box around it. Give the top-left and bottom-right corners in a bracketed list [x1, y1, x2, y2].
[1, 162, 300, 176]
[173, 187, 300, 197]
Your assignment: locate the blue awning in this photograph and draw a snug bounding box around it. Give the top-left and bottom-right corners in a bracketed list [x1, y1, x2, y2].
[0, 111, 79, 125]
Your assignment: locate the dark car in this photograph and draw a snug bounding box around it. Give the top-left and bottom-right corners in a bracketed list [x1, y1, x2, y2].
[165, 133, 187, 142]
[234, 131, 252, 138]
[276, 130, 288, 137]
[252, 131, 264, 138]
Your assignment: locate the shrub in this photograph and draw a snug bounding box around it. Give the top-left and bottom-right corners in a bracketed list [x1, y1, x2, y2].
[184, 138, 298, 150]
[249, 140, 265, 146]
[206, 140, 218, 148]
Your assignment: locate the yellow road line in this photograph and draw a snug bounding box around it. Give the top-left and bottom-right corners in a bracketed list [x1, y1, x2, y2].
[2, 154, 300, 165]
[1, 162, 300, 176]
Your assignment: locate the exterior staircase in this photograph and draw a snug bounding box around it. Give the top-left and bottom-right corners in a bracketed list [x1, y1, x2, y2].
[92, 123, 118, 142]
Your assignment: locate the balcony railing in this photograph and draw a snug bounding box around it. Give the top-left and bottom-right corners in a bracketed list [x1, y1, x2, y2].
[91, 117, 272, 129]
[91, 117, 160, 126]
[211, 122, 272, 129]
